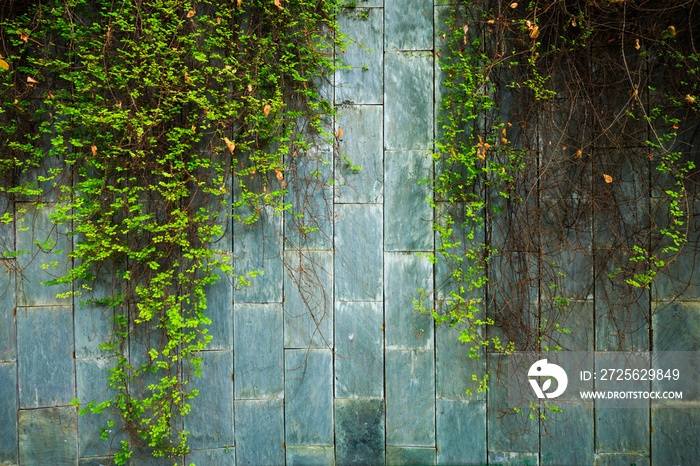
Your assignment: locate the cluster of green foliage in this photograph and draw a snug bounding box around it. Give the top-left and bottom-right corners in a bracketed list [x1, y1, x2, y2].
[422, 0, 699, 402]
[0, 0, 344, 461]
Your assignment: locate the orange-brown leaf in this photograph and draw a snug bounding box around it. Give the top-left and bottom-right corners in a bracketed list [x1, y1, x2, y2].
[187, 10, 195, 18]
[275, 169, 283, 181]
[264, 104, 272, 116]
[274, 0, 283, 9]
[0, 59, 8, 71]
[20, 31, 28, 42]
[91, 145, 97, 157]
[26, 76, 38, 84]
[338, 127, 343, 138]
[603, 174, 613, 184]
[224, 137, 236, 154]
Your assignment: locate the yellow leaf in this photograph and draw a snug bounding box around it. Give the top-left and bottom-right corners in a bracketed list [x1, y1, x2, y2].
[338, 127, 343, 138]
[27, 76, 38, 84]
[20, 31, 28, 42]
[237, 0, 242, 6]
[686, 94, 696, 105]
[0, 59, 8, 71]
[530, 25, 539, 39]
[603, 174, 613, 184]
[274, 0, 283, 9]
[91, 145, 97, 157]
[247, 83, 253, 92]
[635, 39, 640, 50]
[275, 169, 283, 181]
[510, 2, 518, 8]
[281, 180, 287, 189]
[264, 104, 272, 116]
[187, 10, 195, 18]
[217, 17, 222, 24]
[224, 137, 236, 154]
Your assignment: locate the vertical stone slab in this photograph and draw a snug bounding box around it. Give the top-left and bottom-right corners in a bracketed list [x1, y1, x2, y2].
[234, 399, 285, 466]
[76, 357, 125, 458]
[16, 204, 71, 307]
[201, 262, 233, 350]
[652, 301, 700, 351]
[652, 405, 700, 466]
[233, 206, 283, 303]
[0, 362, 17, 463]
[284, 251, 333, 349]
[436, 400, 486, 465]
[336, 106, 383, 204]
[488, 452, 539, 465]
[384, 151, 433, 252]
[384, 252, 433, 350]
[594, 453, 650, 466]
[17, 306, 74, 408]
[0, 265, 15, 362]
[541, 402, 594, 466]
[385, 349, 435, 447]
[286, 446, 336, 466]
[386, 447, 435, 466]
[487, 354, 538, 454]
[436, 318, 485, 400]
[335, 398, 385, 466]
[184, 351, 234, 451]
[335, 204, 382, 301]
[384, 52, 433, 151]
[74, 305, 114, 359]
[186, 448, 235, 466]
[384, 0, 432, 51]
[233, 303, 283, 399]
[335, 302, 383, 398]
[284, 349, 333, 446]
[18, 407, 77, 465]
[335, 9, 384, 105]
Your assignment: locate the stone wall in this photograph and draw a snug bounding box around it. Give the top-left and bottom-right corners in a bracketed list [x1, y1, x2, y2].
[1, 1, 699, 465]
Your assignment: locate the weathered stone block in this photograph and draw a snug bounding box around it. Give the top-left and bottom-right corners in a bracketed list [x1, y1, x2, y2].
[234, 399, 284, 466]
[0, 362, 17, 464]
[335, 398, 385, 466]
[436, 315, 485, 400]
[74, 304, 114, 359]
[652, 301, 700, 351]
[335, 204, 382, 301]
[541, 402, 594, 466]
[384, 151, 433, 252]
[186, 447, 234, 466]
[384, 252, 433, 350]
[386, 447, 435, 466]
[79, 457, 116, 466]
[184, 351, 234, 451]
[596, 407, 649, 454]
[0, 266, 15, 362]
[652, 405, 699, 465]
[436, 400, 486, 465]
[385, 0, 432, 51]
[17, 306, 74, 408]
[285, 349, 333, 446]
[18, 407, 77, 465]
[335, 10, 383, 105]
[384, 52, 433, 150]
[200, 261, 233, 350]
[284, 251, 333, 349]
[335, 302, 383, 398]
[386, 349, 435, 447]
[286, 446, 335, 466]
[234, 303, 283, 399]
[594, 453, 650, 466]
[488, 451, 539, 465]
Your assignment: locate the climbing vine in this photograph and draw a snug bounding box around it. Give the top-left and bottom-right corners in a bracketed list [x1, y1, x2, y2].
[0, 0, 345, 461]
[422, 0, 700, 406]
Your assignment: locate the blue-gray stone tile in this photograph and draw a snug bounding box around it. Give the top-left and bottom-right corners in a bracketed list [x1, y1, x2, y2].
[335, 398, 384, 466]
[284, 251, 333, 349]
[385, 0, 432, 51]
[385, 151, 433, 252]
[596, 407, 649, 454]
[234, 303, 283, 399]
[385, 252, 433, 350]
[384, 52, 433, 150]
[652, 301, 700, 351]
[487, 354, 538, 453]
[286, 446, 335, 466]
[184, 351, 234, 451]
[18, 407, 77, 465]
[335, 204, 382, 301]
[541, 402, 594, 466]
[335, 106, 383, 204]
[76, 358, 125, 458]
[435, 308, 486, 400]
[436, 400, 486, 465]
[186, 447, 235, 466]
[385, 349, 435, 447]
[285, 349, 333, 446]
[594, 453, 650, 466]
[17, 306, 74, 408]
[16, 204, 72, 306]
[0, 362, 17, 464]
[335, 302, 383, 398]
[233, 205, 283, 303]
[74, 304, 116, 359]
[386, 447, 435, 466]
[284, 151, 334, 250]
[335, 10, 383, 105]
[129, 452, 182, 466]
[234, 399, 284, 466]
[200, 260, 233, 350]
[488, 451, 539, 465]
[79, 457, 116, 466]
[0, 266, 15, 362]
[541, 300, 594, 352]
[652, 405, 699, 465]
